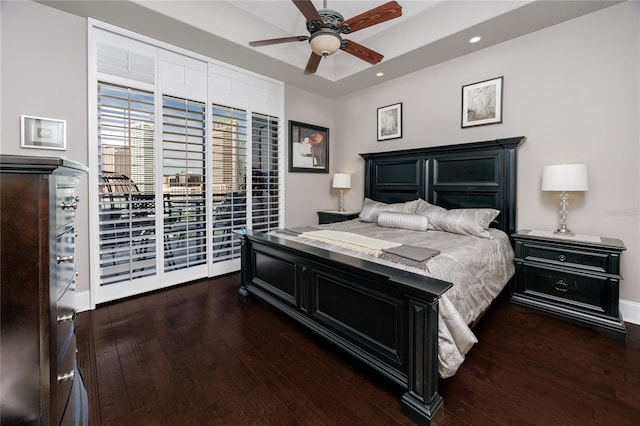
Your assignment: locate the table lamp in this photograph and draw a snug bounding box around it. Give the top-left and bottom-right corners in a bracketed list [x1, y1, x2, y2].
[541, 164, 588, 236]
[332, 173, 351, 212]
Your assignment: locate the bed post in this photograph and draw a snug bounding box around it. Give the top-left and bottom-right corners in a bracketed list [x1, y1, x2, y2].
[400, 298, 443, 425]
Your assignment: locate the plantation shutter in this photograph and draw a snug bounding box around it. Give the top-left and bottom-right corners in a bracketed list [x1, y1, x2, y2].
[162, 95, 207, 272]
[251, 113, 280, 232]
[97, 83, 157, 286]
[211, 105, 248, 262]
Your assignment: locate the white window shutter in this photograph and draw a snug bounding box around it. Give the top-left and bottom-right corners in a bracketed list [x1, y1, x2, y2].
[160, 50, 207, 102]
[96, 30, 155, 85]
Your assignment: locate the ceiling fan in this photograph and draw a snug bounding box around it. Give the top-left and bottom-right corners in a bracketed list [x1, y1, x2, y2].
[248, 0, 402, 75]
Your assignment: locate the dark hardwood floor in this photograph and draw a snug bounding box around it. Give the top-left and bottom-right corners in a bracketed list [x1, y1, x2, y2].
[76, 274, 640, 425]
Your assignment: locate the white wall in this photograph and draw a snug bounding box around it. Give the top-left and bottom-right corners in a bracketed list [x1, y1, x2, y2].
[332, 2, 640, 309]
[1, 1, 90, 292]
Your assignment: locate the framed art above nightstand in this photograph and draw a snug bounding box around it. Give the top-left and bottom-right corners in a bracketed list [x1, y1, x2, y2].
[317, 210, 360, 225]
[511, 230, 626, 342]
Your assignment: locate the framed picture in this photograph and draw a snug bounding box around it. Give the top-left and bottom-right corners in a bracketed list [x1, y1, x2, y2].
[289, 120, 329, 173]
[461, 76, 503, 128]
[377, 102, 402, 141]
[21, 115, 66, 150]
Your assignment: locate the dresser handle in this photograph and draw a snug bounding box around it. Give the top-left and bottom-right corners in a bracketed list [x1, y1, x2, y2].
[57, 255, 74, 263]
[57, 313, 74, 323]
[558, 254, 567, 262]
[57, 370, 75, 382]
[554, 279, 571, 292]
[60, 201, 78, 210]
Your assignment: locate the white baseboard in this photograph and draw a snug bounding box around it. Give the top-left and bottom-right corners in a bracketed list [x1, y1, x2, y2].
[76, 290, 92, 313]
[620, 299, 640, 325]
[74, 288, 640, 325]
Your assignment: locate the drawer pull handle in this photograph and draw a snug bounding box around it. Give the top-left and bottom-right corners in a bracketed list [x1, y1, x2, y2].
[57, 255, 74, 263]
[558, 255, 567, 262]
[57, 370, 74, 382]
[57, 313, 74, 323]
[554, 279, 571, 292]
[60, 201, 78, 210]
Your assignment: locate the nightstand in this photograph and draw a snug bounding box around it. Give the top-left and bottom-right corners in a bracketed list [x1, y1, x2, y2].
[511, 230, 626, 342]
[317, 210, 360, 224]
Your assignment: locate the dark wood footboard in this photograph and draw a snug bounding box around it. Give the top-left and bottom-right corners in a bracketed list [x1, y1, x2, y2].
[238, 230, 452, 424]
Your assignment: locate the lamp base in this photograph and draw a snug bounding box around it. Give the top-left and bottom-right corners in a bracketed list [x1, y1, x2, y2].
[337, 189, 345, 212]
[554, 191, 574, 236]
[554, 227, 574, 237]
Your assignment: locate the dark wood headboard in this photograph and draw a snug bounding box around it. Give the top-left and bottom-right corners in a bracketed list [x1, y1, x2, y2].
[359, 137, 525, 236]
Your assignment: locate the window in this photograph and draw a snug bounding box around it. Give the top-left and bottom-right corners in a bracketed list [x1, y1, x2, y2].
[162, 95, 207, 272]
[211, 105, 247, 262]
[97, 83, 156, 286]
[90, 23, 284, 305]
[251, 113, 281, 232]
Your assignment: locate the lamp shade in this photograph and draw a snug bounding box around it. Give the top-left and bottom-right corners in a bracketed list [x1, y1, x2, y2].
[332, 173, 351, 189]
[541, 164, 589, 192]
[309, 31, 341, 57]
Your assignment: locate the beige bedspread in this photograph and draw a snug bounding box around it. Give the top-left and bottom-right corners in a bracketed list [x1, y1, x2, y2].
[272, 220, 514, 378]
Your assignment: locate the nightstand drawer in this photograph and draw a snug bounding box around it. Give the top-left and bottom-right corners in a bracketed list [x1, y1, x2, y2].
[516, 241, 612, 273]
[518, 264, 611, 315]
[317, 211, 360, 225]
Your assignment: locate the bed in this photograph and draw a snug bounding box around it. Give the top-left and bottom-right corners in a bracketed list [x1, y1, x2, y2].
[237, 137, 524, 424]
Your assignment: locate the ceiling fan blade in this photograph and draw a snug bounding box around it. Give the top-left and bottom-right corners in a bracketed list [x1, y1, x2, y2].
[304, 52, 322, 75]
[249, 35, 309, 47]
[292, 0, 323, 23]
[341, 40, 384, 65]
[341, 1, 402, 34]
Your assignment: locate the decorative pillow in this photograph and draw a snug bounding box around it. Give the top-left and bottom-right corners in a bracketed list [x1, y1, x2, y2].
[429, 208, 500, 239]
[378, 212, 429, 232]
[359, 198, 420, 222]
[415, 199, 447, 229]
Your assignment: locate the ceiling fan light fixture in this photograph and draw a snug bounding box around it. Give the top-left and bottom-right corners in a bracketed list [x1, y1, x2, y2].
[309, 30, 342, 57]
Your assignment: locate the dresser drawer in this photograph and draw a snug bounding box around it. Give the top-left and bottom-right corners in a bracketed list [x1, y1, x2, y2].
[56, 334, 77, 420]
[56, 183, 77, 230]
[55, 285, 75, 361]
[516, 240, 614, 273]
[518, 264, 612, 315]
[59, 365, 88, 426]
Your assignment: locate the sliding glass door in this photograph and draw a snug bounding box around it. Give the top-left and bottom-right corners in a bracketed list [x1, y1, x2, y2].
[90, 25, 283, 305]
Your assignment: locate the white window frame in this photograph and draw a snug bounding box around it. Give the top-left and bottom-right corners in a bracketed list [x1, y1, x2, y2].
[87, 19, 284, 308]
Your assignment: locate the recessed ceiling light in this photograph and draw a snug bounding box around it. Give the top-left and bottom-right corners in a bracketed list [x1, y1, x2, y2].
[376, 72, 384, 77]
[469, 36, 482, 44]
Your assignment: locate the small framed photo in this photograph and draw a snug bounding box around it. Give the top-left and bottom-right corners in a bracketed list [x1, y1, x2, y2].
[289, 120, 329, 173]
[461, 76, 503, 128]
[377, 102, 402, 141]
[21, 115, 66, 150]
[462, 77, 503, 128]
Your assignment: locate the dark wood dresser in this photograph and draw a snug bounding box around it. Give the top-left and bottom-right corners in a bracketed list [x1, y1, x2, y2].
[511, 230, 626, 342]
[1, 155, 89, 425]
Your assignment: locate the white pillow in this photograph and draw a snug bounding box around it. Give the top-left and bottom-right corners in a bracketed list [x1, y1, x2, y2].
[429, 208, 500, 239]
[359, 198, 420, 222]
[378, 211, 429, 232]
[415, 199, 447, 229]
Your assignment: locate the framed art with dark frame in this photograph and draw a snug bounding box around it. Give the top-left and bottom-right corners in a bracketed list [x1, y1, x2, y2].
[20, 115, 67, 150]
[461, 76, 503, 128]
[377, 102, 402, 141]
[289, 120, 329, 173]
